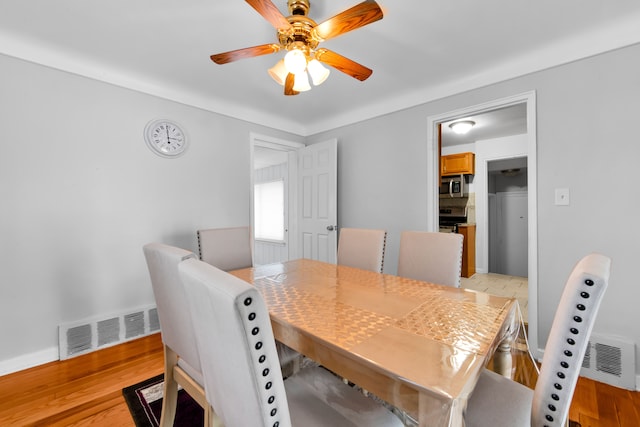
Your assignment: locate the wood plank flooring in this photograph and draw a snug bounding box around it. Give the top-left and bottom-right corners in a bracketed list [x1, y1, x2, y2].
[0, 333, 637, 426]
[0, 334, 164, 426]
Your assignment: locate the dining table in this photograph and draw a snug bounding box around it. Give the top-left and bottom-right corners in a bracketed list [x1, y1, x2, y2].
[230, 259, 519, 427]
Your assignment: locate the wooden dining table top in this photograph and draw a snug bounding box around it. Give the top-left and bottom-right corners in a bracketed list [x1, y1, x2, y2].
[230, 259, 518, 426]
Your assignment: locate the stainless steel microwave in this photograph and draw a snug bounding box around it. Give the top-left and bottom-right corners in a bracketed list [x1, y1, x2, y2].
[439, 174, 468, 198]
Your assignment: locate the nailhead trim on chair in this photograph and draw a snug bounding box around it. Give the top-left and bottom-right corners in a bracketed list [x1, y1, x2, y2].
[380, 231, 387, 273]
[242, 293, 282, 427]
[541, 277, 597, 427]
[197, 230, 204, 260]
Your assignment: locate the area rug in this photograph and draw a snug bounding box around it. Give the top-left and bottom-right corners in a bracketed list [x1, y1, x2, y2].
[122, 374, 204, 427]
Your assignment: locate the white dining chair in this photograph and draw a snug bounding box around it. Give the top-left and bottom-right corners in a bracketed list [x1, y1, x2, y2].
[178, 257, 404, 427]
[142, 243, 210, 427]
[197, 225, 300, 374]
[465, 253, 611, 427]
[337, 227, 387, 273]
[397, 230, 464, 287]
[197, 226, 253, 271]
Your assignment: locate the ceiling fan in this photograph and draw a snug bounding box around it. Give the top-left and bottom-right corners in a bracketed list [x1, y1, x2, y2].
[210, 0, 384, 96]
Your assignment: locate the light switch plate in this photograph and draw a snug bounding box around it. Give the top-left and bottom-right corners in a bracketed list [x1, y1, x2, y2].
[555, 188, 570, 206]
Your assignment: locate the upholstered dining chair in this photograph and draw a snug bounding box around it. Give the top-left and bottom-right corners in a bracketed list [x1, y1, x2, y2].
[397, 231, 464, 287]
[197, 226, 253, 271]
[465, 253, 611, 427]
[142, 243, 210, 427]
[197, 225, 300, 374]
[178, 258, 404, 427]
[337, 227, 387, 273]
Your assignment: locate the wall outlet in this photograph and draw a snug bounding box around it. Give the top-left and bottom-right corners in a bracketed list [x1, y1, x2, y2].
[555, 188, 570, 206]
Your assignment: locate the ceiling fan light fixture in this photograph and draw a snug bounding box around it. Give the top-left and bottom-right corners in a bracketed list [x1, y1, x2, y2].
[292, 71, 311, 92]
[268, 59, 287, 86]
[284, 49, 308, 74]
[449, 120, 476, 135]
[307, 59, 330, 86]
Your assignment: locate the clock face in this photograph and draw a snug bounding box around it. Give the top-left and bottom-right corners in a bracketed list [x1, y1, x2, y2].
[144, 119, 188, 158]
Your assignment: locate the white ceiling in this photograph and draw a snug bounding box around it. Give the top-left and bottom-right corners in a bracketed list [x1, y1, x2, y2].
[2, 0, 640, 136]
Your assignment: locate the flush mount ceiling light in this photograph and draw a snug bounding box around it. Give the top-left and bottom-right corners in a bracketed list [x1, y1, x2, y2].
[501, 168, 521, 177]
[210, 0, 384, 96]
[449, 120, 476, 135]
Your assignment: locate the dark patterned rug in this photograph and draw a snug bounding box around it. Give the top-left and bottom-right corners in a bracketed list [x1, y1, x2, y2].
[122, 374, 204, 427]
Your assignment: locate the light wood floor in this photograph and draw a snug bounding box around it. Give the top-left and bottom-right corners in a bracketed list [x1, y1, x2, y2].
[1, 333, 638, 426]
[462, 272, 528, 322]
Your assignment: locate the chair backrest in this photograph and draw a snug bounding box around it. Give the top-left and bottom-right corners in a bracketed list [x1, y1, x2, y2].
[337, 228, 387, 273]
[397, 231, 464, 287]
[197, 226, 253, 271]
[142, 243, 201, 372]
[532, 253, 611, 426]
[179, 258, 292, 427]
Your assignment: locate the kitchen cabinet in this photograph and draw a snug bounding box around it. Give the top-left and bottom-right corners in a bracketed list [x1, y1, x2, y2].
[458, 224, 476, 278]
[441, 152, 475, 176]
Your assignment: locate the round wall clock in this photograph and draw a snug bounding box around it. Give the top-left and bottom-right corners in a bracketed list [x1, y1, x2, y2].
[144, 119, 188, 158]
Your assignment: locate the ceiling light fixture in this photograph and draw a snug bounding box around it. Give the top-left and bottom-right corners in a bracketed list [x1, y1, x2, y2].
[268, 59, 287, 85]
[292, 71, 311, 92]
[306, 58, 330, 85]
[449, 120, 476, 135]
[270, 46, 330, 91]
[501, 168, 521, 177]
[284, 48, 307, 74]
[210, 0, 383, 96]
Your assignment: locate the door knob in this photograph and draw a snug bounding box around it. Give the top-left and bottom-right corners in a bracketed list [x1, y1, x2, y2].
[326, 225, 336, 231]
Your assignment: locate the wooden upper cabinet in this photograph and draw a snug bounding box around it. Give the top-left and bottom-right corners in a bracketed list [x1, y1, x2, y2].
[441, 152, 475, 176]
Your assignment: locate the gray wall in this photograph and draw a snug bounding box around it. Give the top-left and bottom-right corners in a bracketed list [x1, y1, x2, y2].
[307, 43, 640, 378]
[0, 53, 302, 369]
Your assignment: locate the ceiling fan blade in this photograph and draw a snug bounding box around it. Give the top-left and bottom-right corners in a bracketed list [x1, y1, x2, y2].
[312, 0, 383, 42]
[315, 48, 373, 81]
[284, 73, 299, 96]
[245, 0, 292, 31]
[210, 44, 281, 64]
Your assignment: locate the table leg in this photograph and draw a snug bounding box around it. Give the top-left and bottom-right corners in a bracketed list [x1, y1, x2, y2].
[492, 341, 513, 378]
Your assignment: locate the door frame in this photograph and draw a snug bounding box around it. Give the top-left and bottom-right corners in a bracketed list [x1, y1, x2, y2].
[250, 133, 305, 261]
[426, 91, 540, 358]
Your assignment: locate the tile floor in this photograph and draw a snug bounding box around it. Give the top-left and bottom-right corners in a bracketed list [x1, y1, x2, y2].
[461, 273, 528, 323]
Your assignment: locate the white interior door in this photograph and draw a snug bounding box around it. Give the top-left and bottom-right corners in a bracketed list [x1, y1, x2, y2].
[297, 139, 337, 263]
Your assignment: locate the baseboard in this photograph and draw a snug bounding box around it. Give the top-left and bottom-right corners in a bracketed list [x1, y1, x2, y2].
[0, 346, 58, 376]
[636, 374, 640, 391]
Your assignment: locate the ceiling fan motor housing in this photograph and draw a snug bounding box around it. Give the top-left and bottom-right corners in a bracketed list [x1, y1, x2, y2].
[278, 13, 319, 51]
[288, 0, 310, 16]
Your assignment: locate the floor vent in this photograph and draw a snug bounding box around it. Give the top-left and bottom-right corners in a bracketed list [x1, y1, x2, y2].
[580, 333, 636, 390]
[59, 305, 160, 360]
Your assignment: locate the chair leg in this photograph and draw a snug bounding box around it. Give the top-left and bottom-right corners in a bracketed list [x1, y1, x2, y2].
[160, 345, 179, 427]
[206, 404, 223, 427]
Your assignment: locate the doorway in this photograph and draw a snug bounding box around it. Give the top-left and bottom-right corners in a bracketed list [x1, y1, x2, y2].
[250, 134, 339, 265]
[487, 158, 528, 276]
[426, 91, 539, 351]
[250, 133, 304, 265]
